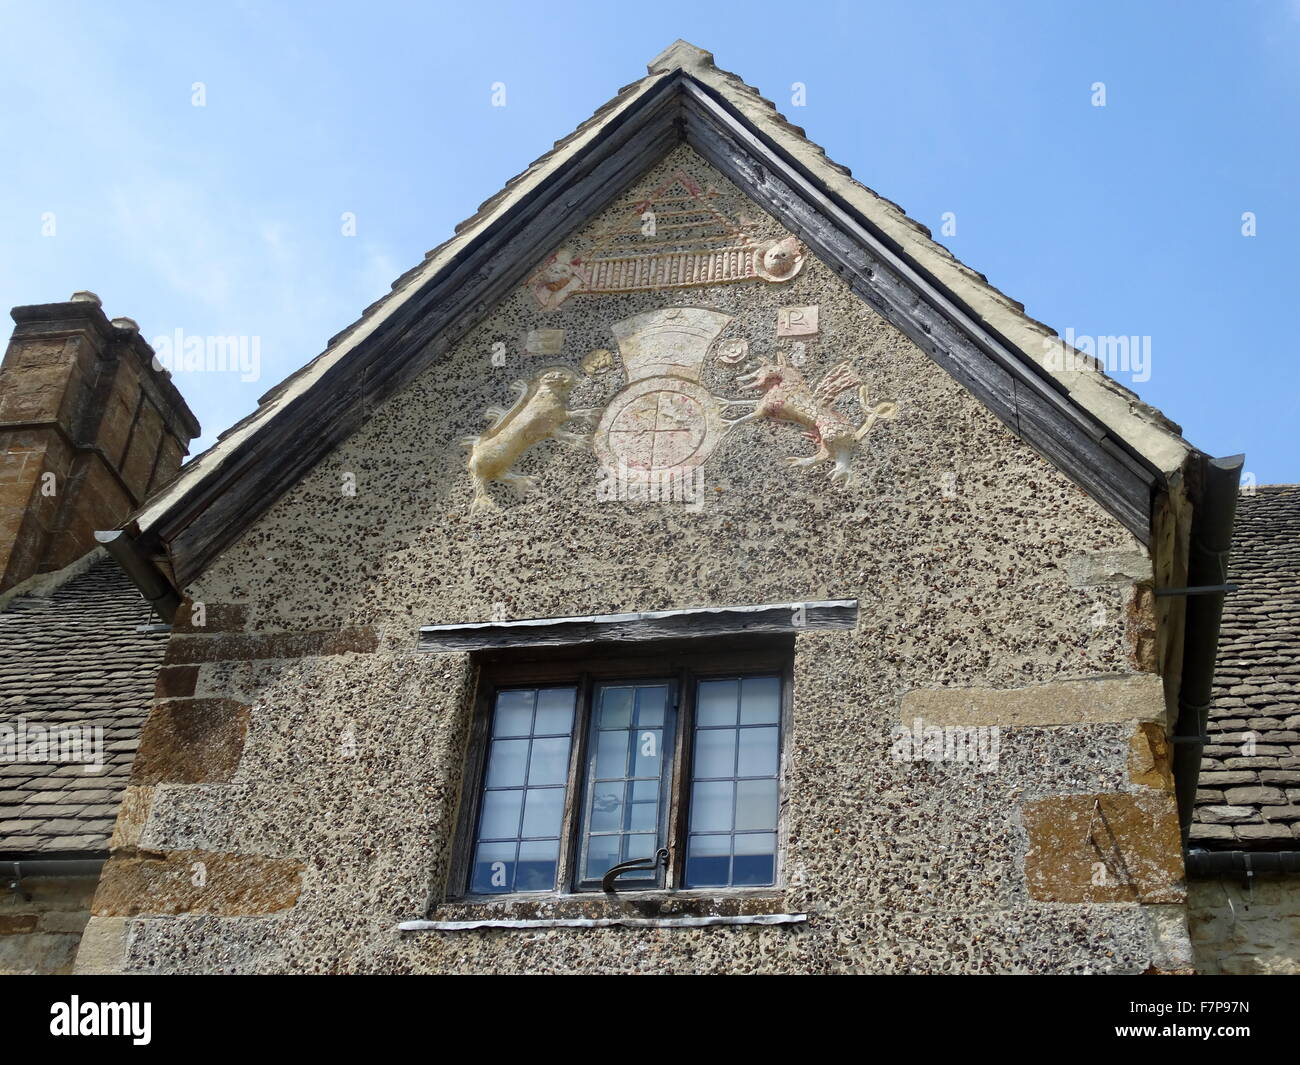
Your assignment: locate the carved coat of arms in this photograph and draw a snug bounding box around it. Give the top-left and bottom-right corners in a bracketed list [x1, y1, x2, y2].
[592, 308, 746, 477]
[461, 304, 898, 509]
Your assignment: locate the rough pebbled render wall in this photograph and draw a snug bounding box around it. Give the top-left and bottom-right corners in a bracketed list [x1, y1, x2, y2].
[78, 147, 1188, 974]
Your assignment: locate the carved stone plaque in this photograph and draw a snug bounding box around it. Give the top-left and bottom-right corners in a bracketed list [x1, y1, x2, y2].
[777, 306, 819, 337]
[524, 328, 565, 355]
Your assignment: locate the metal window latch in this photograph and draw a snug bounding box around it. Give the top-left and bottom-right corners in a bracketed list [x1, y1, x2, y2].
[602, 848, 670, 894]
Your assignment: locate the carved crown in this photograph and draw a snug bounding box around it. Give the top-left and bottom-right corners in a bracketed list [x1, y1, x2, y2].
[609, 307, 733, 384]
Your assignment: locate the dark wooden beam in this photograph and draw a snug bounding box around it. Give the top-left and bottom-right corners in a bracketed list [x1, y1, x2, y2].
[418, 600, 858, 653]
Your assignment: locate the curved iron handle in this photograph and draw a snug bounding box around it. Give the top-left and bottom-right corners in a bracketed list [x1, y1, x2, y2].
[601, 847, 669, 894]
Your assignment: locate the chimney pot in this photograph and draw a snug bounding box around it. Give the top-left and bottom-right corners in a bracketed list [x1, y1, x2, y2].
[110, 316, 140, 335]
[70, 290, 102, 305]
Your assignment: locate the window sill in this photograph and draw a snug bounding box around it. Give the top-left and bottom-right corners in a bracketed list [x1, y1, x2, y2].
[399, 913, 806, 931]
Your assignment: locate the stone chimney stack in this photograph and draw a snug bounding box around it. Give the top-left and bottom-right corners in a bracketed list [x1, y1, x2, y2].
[0, 293, 200, 592]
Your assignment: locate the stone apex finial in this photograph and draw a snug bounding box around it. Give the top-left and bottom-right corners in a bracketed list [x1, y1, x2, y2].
[70, 290, 102, 305]
[647, 39, 715, 75]
[110, 316, 140, 335]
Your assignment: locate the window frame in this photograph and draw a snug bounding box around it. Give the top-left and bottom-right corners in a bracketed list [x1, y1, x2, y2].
[448, 639, 793, 901]
[574, 676, 679, 892]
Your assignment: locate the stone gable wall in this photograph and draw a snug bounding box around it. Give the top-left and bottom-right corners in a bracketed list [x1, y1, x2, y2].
[79, 147, 1186, 974]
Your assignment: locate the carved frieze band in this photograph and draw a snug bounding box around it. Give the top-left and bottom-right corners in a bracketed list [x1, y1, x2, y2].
[524, 170, 805, 310]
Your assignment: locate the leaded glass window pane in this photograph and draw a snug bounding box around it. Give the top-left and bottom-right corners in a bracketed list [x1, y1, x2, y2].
[470, 686, 575, 894]
[579, 681, 674, 886]
[684, 674, 781, 888]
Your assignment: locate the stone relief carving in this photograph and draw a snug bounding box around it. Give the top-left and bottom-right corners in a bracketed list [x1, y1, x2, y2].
[528, 248, 586, 312]
[465, 305, 898, 508]
[777, 305, 819, 337]
[715, 338, 749, 365]
[581, 348, 614, 375]
[524, 328, 565, 355]
[592, 308, 750, 477]
[463, 368, 597, 510]
[525, 171, 806, 310]
[733, 353, 898, 488]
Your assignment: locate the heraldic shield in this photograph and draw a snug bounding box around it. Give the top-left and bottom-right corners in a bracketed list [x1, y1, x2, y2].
[594, 308, 735, 477]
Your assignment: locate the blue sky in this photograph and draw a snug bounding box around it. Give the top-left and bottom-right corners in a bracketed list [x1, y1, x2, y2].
[2, 0, 1297, 482]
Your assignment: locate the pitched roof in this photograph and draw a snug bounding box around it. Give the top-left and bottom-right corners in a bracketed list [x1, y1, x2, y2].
[0, 552, 165, 854]
[1191, 485, 1300, 850]
[119, 40, 1196, 595]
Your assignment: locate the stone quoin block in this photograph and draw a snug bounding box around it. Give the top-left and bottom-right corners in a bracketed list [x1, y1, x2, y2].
[1022, 792, 1184, 904]
[93, 849, 305, 917]
[129, 699, 252, 785]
